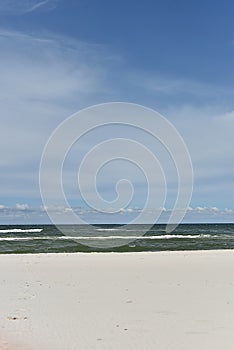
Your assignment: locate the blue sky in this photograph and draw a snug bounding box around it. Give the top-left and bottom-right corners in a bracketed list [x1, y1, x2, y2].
[0, 0, 234, 223]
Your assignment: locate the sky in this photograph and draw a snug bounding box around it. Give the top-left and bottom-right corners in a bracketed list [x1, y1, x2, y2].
[0, 0, 234, 223]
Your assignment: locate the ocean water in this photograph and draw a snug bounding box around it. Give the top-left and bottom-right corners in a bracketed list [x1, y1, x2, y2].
[0, 223, 234, 254]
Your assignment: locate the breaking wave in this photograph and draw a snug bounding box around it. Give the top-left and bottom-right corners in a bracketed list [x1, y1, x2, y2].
[0, 228, 43, 233]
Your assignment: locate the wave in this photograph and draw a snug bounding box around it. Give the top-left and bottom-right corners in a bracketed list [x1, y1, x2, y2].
[77, 234, 213, 240]
[96, 228, 123, 232]
[0, 228, 43, 233]
[96, 228, 155, 233]
[0, 234, 213, 241]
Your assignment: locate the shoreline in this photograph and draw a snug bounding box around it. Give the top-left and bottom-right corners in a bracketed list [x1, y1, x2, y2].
[1, 250, 234, 349]
[0, 248, 234, 256]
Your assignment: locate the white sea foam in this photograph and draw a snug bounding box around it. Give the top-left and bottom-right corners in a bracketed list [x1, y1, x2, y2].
[77, 234, 212, 240]
[0, 234, 213, 241]
[0, 228, 43, 233]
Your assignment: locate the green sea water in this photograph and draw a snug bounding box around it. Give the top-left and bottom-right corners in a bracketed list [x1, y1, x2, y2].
[0, 223, 234, 254]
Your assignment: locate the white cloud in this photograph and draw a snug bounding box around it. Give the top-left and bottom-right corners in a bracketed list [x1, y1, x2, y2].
[15, 203, 30, 210]
[0, 205, 234, 224]
[0, 0, 60, 15]
[224, 208, 233, 214]
[0, 30, 106, 103]
[216, 110, 234, 122]
[194, 206, 220, 213]
[25, 0, 54, 13]
[0, 30, 115, 201]
[127, 71, 234, 102]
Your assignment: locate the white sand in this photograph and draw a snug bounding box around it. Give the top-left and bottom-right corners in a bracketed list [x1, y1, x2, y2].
[0, 251, 234, 350]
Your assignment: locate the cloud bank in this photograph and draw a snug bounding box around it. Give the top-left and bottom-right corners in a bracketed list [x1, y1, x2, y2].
[0, 204, 234, 224]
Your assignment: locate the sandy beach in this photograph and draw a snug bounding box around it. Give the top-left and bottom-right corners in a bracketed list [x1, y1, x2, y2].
[0, 251, 234, 350]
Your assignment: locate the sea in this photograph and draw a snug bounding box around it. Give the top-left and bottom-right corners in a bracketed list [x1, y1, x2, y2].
[0, 223, 234, 254]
